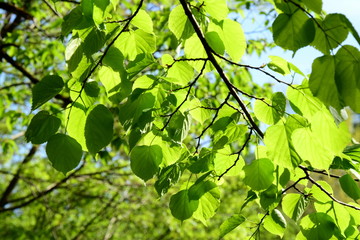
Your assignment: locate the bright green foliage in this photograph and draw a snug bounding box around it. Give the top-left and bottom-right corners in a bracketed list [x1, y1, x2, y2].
[46, 134, 83, 174]
[243, 158, 274, 191]
[2, 0, 360, 239]
[31, 75, 64, 110]
[263, 209, 287, 237]
[254, 92, 286, 125]
[282, 194, 309, 222]
[219, 214, 246, 238]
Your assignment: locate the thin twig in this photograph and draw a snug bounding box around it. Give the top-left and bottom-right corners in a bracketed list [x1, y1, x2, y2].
[300, 166, 360, 211]
[161, 61, 207, 131]
[218, 128, 254, 180]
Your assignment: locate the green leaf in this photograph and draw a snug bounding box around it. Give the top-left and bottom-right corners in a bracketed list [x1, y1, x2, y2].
[343, 144, 360, 162]
[46, 134, 83, 174]
[190, 179, 220, 224]
[167, 112, 191, 143]
[254, 92, 286, 125]
[188, 148, 215, 174]
[311, 14, 349, 54]
[214, 146, 244, 177]
[263, 209, 287, 237]
[184, 34, 208, 72]
[66, 103, 87, 151]
[118, 91, 156, 130]
[282, 194, 308, 222]
[221, 19, 246, 62]
[310, 180, 333, 203]
[25, 111, 61, 144]
[131, 9, 153, 33]
[302, 0, 322, 14]
[338, 14, 360, 46]
[219, 214, 245, 238]
[132, 75, 155, 90]
[213, 123, 247, 150]
[62, 6, 83, 36]
[188, 178, 217, 200]
[130, 145, 163, 181]
[31, 75, 64, 110]
[166, 61, 194, 86]
[69, 80, 100, 108]
[205, 31, 225, 55]
[292, 109, 350, 169]
[93, 0, 110, 25]
[339, 174, 360, 201]
[169, 190, 199, 221]
[264, 121, 301, 169]
[335, 45, 360, 113]
[272, 10, 315, 51]
[260, 185, 280, 210]
[309, 55, 341, 109]
[203, 0, 228, 20]
[243, 158, 274, 191]
[115, 30, 156, 61]
[315, 202, 351, 234]
[155, 164, 181, 196]
[267, 55, 291, 75]
[300, 213, 336, 240]
[287, 84, 323, 118]
[85, 104, 114, 154]
[168, 5, 193, 40]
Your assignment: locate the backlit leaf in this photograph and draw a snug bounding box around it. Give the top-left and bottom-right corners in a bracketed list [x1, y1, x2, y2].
[25, 111, 61, 144]
[32, 75, 64, 110]
[243, 158, 274, 191]
[339, 174, 360, 201]
[130, 145, 163, 181]
[169, 190, 199, 221]
[219, 214, 245, 238]
[46, 134, 83, 174]
[272, 10, 315, 51]
[85, 104, 114, 154]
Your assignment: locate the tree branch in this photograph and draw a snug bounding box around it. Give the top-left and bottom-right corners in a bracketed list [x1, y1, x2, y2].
[0, 50, 72, 106]
[218, 128, 253, 180]
[0, 145, 38, 209]
[0, 2, 33, 20]
[300, 166, 360, 211]
[178, 0, 264, 138]
[0, 162, 85, 213]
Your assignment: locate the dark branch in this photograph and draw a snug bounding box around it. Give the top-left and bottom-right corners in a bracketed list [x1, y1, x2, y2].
[0, 162, 85, 213]
[0, 2, 33, 20]
[195, 93, 231, 152]
[179, 0, 264, 138]
[300, 166, 360, 211]
[0, 146, 38, 209]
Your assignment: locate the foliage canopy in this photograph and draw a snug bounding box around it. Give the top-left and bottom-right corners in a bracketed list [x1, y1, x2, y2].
[1, 0, 360, 239]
